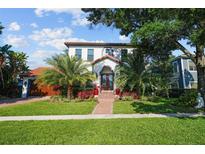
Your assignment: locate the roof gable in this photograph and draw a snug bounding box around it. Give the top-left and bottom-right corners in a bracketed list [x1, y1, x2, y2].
[92, 55, 120, 65]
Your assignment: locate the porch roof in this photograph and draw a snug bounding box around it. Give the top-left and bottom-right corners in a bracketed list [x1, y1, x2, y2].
[91, 55, 120, 65]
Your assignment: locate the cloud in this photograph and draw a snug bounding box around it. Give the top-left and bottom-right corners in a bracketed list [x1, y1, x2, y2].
[34, 8, 90, 26]
[5, 34, 28, 47]
[28, 49, 59, 69]
[71, 16, 90, 26]
[34, 8, 82, 17]
[119, 35, 130, 41]
[30, 27, 73, 41]
[30, 23, 38, 28]
[8, 22, 21, 31]
[29, 27, 88, 50]
[32, 50, 57, 59]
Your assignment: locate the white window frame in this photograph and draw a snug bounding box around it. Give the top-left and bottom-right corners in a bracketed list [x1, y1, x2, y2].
[75, 48, 82, 59]
[188, 59, 197, 72]
[87, 48, 94, 61]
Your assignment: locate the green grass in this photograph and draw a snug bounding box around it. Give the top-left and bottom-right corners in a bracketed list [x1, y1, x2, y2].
[0, 118, 205, 144]
[114, 98, 200, 114]
[0, 100, 96, 116]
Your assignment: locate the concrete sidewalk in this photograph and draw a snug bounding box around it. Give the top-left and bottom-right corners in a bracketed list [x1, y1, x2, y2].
[0, 113, 204, 121]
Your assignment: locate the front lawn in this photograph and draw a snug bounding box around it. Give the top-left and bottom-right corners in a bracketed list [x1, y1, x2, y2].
[0, 100, 96, 116]
[113, 98, 201, 114]
[0, 118, 205, 144]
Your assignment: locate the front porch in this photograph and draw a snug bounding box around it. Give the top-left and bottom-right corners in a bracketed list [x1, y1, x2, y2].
[92, 54, 120, 93]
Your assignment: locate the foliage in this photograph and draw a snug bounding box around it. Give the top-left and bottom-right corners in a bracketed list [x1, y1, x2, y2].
[173, 91, 198, 107]
[121, 96, 134, 101]
[0, 23, 29, 97]
[49, 95, 97, 103]
[0, 45, 29, 97]
[83, 8, 205, 99]
[50, 95, 70, 103]
[147, 96, 162, 102]
[145, 55, 175, 97]
[116, 51, 173, 97]
[115, 51, 148, 95]
[36, 51, 95, 99]
[0, 22, 3, 34]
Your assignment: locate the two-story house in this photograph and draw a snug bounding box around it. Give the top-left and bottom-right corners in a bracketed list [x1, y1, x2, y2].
[170, 55, 198, 89]
[19, 42, 133, 98]
[64, 42, 133, 91]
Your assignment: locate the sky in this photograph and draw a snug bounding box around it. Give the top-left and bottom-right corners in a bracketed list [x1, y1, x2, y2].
[0, 8, 191, 69]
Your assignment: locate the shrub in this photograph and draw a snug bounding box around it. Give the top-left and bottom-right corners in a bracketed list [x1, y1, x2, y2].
[147, 96, 162, 102]
[140, 96, 148, 101]
[173, 91, 197, 107]
[50, 95, 69, 103]
[121, 96, 134, 101]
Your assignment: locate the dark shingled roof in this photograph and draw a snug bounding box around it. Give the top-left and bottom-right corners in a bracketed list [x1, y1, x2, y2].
[64, 42, 133, 48]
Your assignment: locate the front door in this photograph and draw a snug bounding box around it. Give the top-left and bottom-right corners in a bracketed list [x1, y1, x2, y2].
[101, 74, 114, 90]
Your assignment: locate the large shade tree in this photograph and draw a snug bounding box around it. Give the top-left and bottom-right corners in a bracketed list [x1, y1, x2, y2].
[83, 8, 205, 100]
[37, 51, 95, 99]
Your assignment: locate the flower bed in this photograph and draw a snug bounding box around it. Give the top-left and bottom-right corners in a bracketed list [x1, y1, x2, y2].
[115, 88, 139, 99]
[77, 88, 98, 99]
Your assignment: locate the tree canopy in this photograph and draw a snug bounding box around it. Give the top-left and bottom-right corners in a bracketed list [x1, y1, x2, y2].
[83, 8, 205, 98]
[0, 22, 29, 97]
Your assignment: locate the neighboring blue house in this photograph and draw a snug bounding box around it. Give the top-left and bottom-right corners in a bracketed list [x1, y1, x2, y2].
[170, 55, 198, 89]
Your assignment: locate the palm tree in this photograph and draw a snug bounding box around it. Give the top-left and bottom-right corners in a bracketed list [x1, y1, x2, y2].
[37, 51, 95, 99]
[115, 51, 148, 96]
[0, 23, 5, 88]
[0, 45, 12, 89]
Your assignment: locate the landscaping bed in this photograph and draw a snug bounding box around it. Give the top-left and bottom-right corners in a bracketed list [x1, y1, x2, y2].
[0, 118, 205, 144]
[0, 100, 96, 116]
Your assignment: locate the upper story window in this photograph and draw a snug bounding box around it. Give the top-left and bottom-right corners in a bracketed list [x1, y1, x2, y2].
[105, 48, 114, 56]
[75, 49, 82, 59]
[173, 61, 179, 73]
[188, 60, 197, 71]
[87, 49, 94, 61]
[121, 49, 128, 61]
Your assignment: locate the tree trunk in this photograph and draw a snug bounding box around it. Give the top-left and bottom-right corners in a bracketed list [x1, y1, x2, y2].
[196, 45, 205, 102]
[0, 67, 4, 89]
[67, 85, 73, 100]
[197, 66, 205, 99]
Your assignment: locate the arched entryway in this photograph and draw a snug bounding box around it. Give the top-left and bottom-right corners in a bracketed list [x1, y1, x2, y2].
[100, 66, 114, 90]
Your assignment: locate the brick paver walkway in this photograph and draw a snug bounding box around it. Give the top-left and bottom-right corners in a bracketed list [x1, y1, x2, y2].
[92, 91, 115, 114]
